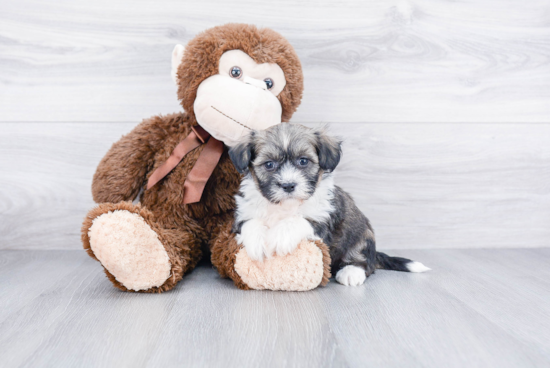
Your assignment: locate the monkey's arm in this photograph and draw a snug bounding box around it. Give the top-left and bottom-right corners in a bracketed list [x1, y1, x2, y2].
[91, 114, 179, 203]
[211, 218, 331, 291]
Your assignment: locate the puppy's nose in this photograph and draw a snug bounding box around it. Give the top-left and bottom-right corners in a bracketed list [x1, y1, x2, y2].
[280, 182, 296, 193]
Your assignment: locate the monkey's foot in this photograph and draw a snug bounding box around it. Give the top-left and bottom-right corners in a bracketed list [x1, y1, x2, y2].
[82, 203, 173, 292]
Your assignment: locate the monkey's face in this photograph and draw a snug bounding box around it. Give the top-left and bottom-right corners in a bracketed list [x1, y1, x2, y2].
[195, 50, 286, 147]
[173, 48, 287, 147]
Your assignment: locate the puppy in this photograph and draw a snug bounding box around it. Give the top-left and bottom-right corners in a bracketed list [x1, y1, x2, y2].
[229, 123, 430, 286]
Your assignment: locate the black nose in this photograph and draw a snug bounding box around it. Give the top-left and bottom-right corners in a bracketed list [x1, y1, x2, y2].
[281, 182, 296, 193]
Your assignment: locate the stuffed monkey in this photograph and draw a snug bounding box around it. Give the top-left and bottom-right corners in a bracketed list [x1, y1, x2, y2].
[82, 24, 331, 293]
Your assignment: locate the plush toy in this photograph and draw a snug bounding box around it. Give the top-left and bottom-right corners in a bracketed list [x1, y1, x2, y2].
[82, 24, 331, 293]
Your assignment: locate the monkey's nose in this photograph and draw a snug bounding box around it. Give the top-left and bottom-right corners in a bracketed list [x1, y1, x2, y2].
[242, 76, 267, 90]
[280, 182, 296, 193]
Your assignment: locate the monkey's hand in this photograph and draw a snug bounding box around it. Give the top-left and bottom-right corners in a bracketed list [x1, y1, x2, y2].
[213, 219, 332, 291]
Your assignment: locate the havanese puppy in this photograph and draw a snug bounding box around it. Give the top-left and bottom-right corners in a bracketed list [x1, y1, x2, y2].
[229, 123, 430, 286]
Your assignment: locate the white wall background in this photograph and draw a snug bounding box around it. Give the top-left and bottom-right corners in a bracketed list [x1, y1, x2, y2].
[1, 0, 549, 250]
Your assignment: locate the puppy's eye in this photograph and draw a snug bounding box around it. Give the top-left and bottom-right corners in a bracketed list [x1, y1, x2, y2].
[264, 161, 276, 171]
[264, 78, 274, 90]
[297, 158, 309, 167]
[230, 66, 242, 79]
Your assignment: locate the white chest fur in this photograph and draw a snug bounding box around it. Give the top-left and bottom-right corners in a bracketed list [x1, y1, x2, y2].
[235, 174, 335, 261]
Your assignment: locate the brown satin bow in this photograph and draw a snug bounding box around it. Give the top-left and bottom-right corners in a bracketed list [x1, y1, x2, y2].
[146, 125, 224, 204]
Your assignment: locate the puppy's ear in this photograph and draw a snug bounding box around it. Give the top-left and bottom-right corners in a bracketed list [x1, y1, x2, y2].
[314, 127, 342, 172]
[229, 132, 255, 174]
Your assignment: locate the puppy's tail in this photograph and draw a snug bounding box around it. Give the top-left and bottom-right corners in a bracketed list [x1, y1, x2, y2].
[375, 252, 431, 273]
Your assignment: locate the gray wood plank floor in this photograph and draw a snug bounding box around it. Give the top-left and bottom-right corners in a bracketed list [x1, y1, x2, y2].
[1, 248, 549, 368]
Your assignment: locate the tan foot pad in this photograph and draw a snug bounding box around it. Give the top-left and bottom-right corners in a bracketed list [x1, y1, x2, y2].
[88, 210, 171, 291]
[234, 240, 324, 291]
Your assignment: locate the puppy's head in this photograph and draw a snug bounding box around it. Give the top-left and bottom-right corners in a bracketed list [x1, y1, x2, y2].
[229, 123, 342, 203]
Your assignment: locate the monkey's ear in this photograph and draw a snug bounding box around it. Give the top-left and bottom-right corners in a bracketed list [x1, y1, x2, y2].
[314, 127, 342, 172]
[229, 132, 255, 174]
[171, 44, 186, 84]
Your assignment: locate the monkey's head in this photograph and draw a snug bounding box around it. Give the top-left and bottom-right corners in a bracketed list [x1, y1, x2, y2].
[172, 24, 304, 147]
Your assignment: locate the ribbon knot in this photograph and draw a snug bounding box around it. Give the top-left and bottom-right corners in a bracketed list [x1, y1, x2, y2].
[146, 125, 224, 204]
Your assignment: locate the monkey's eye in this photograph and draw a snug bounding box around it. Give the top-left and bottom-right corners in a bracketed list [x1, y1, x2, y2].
[264, 78, 274, 90]
[297, 158, 309, 167]
[264, 161, 276, 171]
[230, 66, 242, 79]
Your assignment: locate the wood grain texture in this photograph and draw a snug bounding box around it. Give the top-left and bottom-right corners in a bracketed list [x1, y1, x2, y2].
[0, 249, 549, 368]
[1, 121, 549, 250]
[1, 0, 549, 122]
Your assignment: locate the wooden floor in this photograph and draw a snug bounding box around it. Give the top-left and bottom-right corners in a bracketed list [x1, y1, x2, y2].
[1, 248, 549, 368]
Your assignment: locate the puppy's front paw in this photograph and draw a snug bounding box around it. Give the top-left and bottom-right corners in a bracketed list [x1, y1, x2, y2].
[236, 220, 268, 261]
[335, 265, 366, 286]
[268, 217, 315, 257]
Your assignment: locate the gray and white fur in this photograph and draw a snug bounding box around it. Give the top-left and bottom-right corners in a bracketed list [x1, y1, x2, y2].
[229, 123, 430, 286]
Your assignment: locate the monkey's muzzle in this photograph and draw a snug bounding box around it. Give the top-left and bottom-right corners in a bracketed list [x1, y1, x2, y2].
[194, 75, 282, 147]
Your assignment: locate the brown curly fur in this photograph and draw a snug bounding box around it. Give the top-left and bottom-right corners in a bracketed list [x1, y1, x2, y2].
[82, 23, 328, 293]
[210, 220, 250, 290]
[315, 240, 332, 287]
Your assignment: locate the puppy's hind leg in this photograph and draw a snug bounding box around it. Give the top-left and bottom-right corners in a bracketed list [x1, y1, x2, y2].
[334, 237, 377, 286]
[335, 265, 367, 286]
